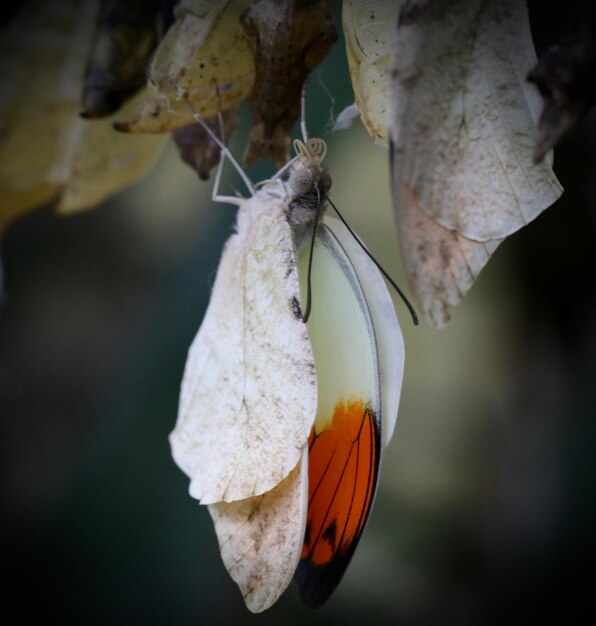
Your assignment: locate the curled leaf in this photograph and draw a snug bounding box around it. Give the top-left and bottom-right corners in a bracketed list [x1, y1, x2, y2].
[172, 108, 239, 180]
[342, 0, 398, 144]
[389, 0, 563, 325]
[527, 3, 596, 163]
[241, 0, 337, 166]
[54, 90, 167, 214]
[115, 0, 254, 134]
[0, 0, 166, 227]
[0, 0, 96, 230]
[394, 182, 502, 327]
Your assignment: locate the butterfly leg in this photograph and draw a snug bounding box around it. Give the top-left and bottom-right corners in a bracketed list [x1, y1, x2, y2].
[210, 141, 239, 205]
[170, 81, 255, 205]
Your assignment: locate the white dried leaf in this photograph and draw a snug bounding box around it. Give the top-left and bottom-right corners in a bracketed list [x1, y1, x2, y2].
[389, 0, 563, 325]
[390, 0, 562, 241]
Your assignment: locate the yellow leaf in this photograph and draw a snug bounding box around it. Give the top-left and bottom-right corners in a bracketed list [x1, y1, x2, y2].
[55, 90, 167, 214]
[116, 0, 254, 134]
[0, 0, 97, 230]
[343, 0, 398, 144]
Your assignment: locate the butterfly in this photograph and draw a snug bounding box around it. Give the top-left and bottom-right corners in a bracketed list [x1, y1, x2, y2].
[169, 116, 406, 611]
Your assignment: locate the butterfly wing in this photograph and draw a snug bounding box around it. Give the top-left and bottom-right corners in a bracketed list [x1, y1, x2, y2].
[295, 215, 404, 607]
[208, 447, 308, 613]
[170, 196, 317, 504]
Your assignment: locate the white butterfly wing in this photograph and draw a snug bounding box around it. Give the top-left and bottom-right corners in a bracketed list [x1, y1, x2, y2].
[320, 216, 405, 446]
[170, 196, 317, 504]
[208, 447, 308, 613]
[295, 215, 404, 607]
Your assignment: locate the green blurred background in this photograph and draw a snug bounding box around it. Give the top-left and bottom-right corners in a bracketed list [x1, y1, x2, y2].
[1, 3, 595, 625]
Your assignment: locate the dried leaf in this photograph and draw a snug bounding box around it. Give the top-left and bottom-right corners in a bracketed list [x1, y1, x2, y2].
[172, 108, 238, 180]
[0, 0, 97, 230]
[342, 0, 398, 144]
[241, 0, 337, 166]
[527, 2, 596, 163]
[80, 0, 162, 118]
[389, 0, 563, 326]
[0, 0, 166, 227]
[391, 0, 562, 241]
[394, 182, 502, 328]
[54, 90, 167, 214]
[115, 0, 254, 134]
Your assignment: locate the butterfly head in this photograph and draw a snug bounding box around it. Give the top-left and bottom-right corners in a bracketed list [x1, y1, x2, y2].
[287, 138, 332, 228]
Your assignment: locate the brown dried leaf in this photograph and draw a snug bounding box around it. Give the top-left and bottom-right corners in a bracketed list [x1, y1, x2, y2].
[172, 108, 239, 180]
[527, 2, 596, 163]
[241, 0, 337, 166]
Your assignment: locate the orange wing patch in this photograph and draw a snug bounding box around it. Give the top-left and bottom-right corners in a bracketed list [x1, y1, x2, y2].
[295, 399, 381, 608]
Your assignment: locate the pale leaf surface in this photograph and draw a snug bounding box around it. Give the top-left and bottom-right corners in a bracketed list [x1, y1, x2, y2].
[342, 0, 399, 144]
[394, 183, 501, 327]
[54, 90, 167, 213]
[391, 0, 562, 242]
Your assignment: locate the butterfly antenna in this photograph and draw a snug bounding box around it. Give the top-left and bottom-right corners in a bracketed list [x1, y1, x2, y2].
[327, 197, 419, 326]
[302, 184, 322, 324]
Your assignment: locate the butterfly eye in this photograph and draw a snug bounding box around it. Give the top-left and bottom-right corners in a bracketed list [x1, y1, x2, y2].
[319, 170, 332, 193]
[289, 166, 315, 194]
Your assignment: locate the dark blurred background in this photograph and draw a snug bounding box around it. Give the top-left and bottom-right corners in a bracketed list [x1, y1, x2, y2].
[1, 2, 595, 625]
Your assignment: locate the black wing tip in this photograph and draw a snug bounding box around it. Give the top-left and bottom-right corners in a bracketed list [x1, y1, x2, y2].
[295, 560, 342, 609]
[295, 550, 359, 609]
